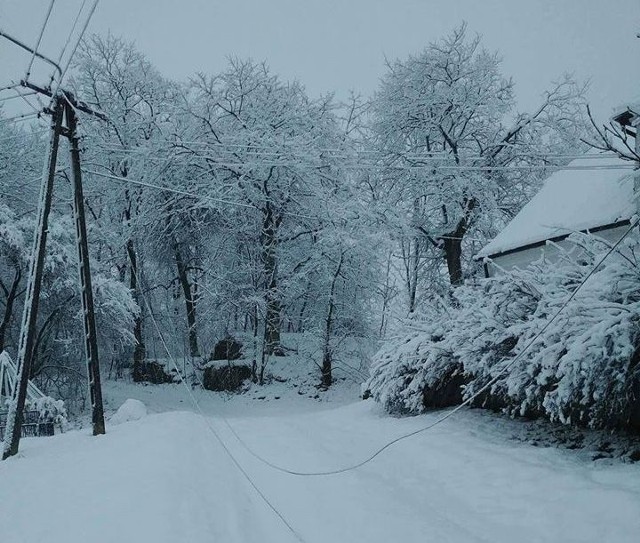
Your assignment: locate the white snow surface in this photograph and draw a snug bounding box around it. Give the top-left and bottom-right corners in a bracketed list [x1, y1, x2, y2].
[1, 380, 639, 543]
[109, 398, 148, 425]
[477, 154, 636, 258]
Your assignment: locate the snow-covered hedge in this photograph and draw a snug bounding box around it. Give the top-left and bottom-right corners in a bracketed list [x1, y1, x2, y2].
[366, 231, 640, 432]
[25, 396, 68, 427]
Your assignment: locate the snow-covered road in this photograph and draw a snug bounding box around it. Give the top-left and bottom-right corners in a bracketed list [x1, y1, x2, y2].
[1, 393, 639, 543]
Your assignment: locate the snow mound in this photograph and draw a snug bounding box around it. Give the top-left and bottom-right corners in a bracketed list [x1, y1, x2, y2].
[109, 399, 148, 425]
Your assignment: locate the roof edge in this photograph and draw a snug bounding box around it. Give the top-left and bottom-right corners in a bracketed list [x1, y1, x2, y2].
[474, 219, 632, 261]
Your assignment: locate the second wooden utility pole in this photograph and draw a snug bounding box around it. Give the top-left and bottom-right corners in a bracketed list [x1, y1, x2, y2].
[65, 99, 106, 436]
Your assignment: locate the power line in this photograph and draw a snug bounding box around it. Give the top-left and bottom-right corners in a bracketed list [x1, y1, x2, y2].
[50, 0, 100, 98]
[50, 0, 88, 87]
[99, 140, 600, 161]
[11, 85, 42, 115]
[168, 140, 414, 157]
[79, 160, 634, 230]
[101, 169, 638, 477]
[87, 151, 637, 173]
[0, 111, 42, 124]
[173, 139, 624, 162]
[82, 168, 316, 220]
[105, 139, 627, 163]
[88, 144, 633, 171]
[94, 143, 627, 166]
[216, 219, 640, 476]
[25, 0, 56, 80]
[0, 29, 62, 80]
[0, 83, 22, 93]
[83, 168, 258, 210]
[0, 90, 38, 104]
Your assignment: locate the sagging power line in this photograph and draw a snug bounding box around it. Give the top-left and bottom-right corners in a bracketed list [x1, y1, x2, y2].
[87, 147, 639, 479]
[214, 219, 640, 477]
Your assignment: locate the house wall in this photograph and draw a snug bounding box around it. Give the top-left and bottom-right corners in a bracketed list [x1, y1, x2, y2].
[484, 225, 631, 277]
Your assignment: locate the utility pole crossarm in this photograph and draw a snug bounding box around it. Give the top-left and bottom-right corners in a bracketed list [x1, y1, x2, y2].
[20, 80, 108, 121]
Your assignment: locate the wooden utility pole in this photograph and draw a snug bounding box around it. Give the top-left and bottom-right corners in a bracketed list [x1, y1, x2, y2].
[2, 97, 64, 459]
[2, 90, 107, 459]
[65, 99, 106, 436]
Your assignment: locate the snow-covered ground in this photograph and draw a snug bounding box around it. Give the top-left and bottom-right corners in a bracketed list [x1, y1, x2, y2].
[1, 377, 639, 543]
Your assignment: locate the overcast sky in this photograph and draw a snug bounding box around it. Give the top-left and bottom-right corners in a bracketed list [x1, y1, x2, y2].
[1, 0, 638, 121]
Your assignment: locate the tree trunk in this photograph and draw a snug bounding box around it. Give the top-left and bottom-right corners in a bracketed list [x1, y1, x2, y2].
[321, 253, 344, 388]
[261, 206, 283, 356]
[0, 268, 22, 353]
[31, 299, 71, 378]
[251, 304, 258, 382]
[441, 198, 475, 287]
[122, 185, 146, 379]
[174, 245, 200, 358]
[127, 240, 146, 381]
[443, 233, 464, 286]
[379, 252, 393, 338]
[296, 278, 312, 332]
[401, 238, 420, 313]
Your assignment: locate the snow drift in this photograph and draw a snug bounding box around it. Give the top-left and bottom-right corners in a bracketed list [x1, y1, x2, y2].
[109, 399, 148, 425]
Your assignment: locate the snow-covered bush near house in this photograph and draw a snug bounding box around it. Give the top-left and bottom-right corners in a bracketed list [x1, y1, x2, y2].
[365, 300, 459, 414]
[366, 230, 640, 432]
[496, 233, 640, 429]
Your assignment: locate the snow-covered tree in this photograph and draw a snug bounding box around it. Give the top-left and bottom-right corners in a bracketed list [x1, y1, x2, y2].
[371, 24, 587, 303]
[71, 34, 176, 375]
[180, 61, 351, 361]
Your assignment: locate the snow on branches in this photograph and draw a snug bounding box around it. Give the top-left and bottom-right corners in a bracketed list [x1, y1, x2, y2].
[366, 229, 640, 432]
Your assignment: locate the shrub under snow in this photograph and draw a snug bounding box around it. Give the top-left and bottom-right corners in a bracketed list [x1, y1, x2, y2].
[366, 231, 640, 433]
[109, 399, 148, 425]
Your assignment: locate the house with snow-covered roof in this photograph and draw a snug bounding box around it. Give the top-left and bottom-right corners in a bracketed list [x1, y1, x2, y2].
[476, 154, 637, 277]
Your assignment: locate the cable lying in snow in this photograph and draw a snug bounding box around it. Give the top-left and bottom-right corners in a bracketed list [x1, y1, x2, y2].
[132, 267, 307, 543]
[214, 220, 640, 476]
[86, 155, 639, 477]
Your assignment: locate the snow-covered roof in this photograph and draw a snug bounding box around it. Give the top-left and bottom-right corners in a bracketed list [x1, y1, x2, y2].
[477, 154, 636, 258]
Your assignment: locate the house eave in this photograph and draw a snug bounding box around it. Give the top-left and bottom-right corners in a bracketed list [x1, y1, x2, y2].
[612, 106, 640, 128]
[475, 219, 632, 262]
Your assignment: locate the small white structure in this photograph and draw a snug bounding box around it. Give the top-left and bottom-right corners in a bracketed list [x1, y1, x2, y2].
[476, 154, 637, 276]
[0, 351, 63, 438]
